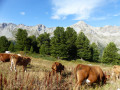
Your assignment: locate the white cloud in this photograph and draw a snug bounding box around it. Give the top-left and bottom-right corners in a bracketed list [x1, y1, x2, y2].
[20, 12, 25, 15]
[51, 0, 116, 20]
[113, 13, 120, 16]
[51, 15, 60, 19]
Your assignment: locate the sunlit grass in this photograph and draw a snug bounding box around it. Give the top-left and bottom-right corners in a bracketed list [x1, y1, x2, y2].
[0, 53, 120, 89]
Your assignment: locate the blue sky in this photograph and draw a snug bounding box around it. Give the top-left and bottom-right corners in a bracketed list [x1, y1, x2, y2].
[0, 0, 120, 27]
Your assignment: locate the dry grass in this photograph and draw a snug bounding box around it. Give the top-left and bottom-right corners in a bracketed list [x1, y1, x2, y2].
[0, 56, 120, 90]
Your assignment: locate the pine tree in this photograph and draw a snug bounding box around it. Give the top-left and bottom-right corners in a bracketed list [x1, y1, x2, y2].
[8, 42, 14, 52]
[15, 28, 28, 51]
[65, 27, 77, 60]
[39, 44, 45, 55]
[90, 43, 100, 62]
[76, 32, 91, 61]
[102, 42, 119, 64]
[37, 32, 50, 55]
[50, 27, 67, 59]
[24, 47, 27, 53]
[30, 46, 33, 53]
[28, 35, 38, 53]
[0, 36, 9, 52]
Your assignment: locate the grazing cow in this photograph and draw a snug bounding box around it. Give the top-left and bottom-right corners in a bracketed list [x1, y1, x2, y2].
[112, 65, 120, 79]
[51, 62, 64, 75]
[74, 64, 108, 89]
[10, 54, 31, 72]
[0, 53, 11, 62]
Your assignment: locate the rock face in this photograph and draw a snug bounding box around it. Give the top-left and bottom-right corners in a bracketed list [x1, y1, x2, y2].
[0, 21, 120, 49]
[0, 23, 48, 40]
[70, 21, 120, 49]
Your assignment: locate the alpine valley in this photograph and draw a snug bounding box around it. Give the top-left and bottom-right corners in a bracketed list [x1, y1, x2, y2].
[0, 21, 120, 51]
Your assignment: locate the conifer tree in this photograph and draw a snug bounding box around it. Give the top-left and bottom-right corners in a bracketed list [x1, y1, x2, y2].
[15, 28, 28, 51]
[30, 46, 33, 53]
[39, 44, 45, 55]
[76, 32, 91, 61]
[24, 46, 27, 53]
[90, 42, 100, 62]
[28, 35, 38, 53]
[0, 36, 9, 52]
[37, 32, 50, 55]
[50, 27, 67, 59]
[65, 27, 77, 60]
[102, 42, 119, 64]
[8, 42, 14, 52]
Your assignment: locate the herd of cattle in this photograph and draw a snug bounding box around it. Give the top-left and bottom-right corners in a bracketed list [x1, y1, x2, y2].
[0, 52, 120, 88]
[0, 53, 31, 72]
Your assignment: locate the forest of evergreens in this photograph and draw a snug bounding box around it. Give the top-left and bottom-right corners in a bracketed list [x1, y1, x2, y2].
[0, 27, 120, 64]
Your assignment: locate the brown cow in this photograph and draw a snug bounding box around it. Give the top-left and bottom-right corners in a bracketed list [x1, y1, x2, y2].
[0, 53, 11, 62]
[112, 65, 120, 79]
[51, 62, 64, 75]
[10, 54, 31, 72]
[74, 64, 108, 89]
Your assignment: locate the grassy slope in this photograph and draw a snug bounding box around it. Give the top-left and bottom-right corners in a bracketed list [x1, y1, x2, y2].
[0, 54, 120, 90]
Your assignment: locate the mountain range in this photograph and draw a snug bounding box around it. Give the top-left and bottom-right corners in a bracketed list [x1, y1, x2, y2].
[0, 21, 120, 50]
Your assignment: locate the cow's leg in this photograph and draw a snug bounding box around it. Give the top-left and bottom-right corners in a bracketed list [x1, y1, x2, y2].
[75, 81, 82, 90]
[52, 70, 56, 75]
[23, 66, 27, 72]
[24, 67, 27, 72]
[115, 73, 119, 80]
[10, 59, 14, 71]
[14, 64, 17, 72]
[60, 70, 62, 75]
[74, 71, 85, 90]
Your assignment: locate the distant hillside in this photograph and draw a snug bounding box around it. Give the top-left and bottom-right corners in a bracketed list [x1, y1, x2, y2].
[0, 21, 120, 50]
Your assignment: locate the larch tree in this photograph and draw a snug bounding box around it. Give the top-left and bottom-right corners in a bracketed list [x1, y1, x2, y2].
[8, 41, 14, 52]
[102, 42, 119, 64]
[90, 42, 100, 62]
[65, 27, 77, 60]
[0, 36, 9, 52]
[15, 28, 28, 51]
[37, 32, 50, 55]
[76, 32, 91, 61]
[50, 27, 67, 59]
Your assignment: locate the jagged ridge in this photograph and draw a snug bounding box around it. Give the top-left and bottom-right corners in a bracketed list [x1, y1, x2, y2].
[0, 21, 120, 49]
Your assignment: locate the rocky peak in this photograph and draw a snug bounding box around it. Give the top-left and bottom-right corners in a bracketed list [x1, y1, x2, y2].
[0, 21, 120, 50]
[0, 23, 8, 28]
[73, 21, 88, 27]
[34, 24, 46, 31]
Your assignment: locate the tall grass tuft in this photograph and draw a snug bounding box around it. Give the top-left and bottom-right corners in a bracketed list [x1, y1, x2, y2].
[0, 73, 3, 90]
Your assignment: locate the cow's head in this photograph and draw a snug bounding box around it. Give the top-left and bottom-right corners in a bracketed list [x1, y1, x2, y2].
[103, 74, 110, 84]
[61, 65, 64, 70]
[27, 57, 31, 64]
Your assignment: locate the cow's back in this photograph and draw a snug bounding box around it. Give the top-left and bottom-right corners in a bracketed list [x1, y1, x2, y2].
[113, 65, 120, 73]
[0, 53, 11, 62]
[75, 64, 106, 86]
[14, 56, 31, 66]
[75, 64, 91, 83]
[51, 62, 64, 75]
[88, 66, 105, 84]
[52, 62, 64, 71]
[112, 65, 120, 79]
